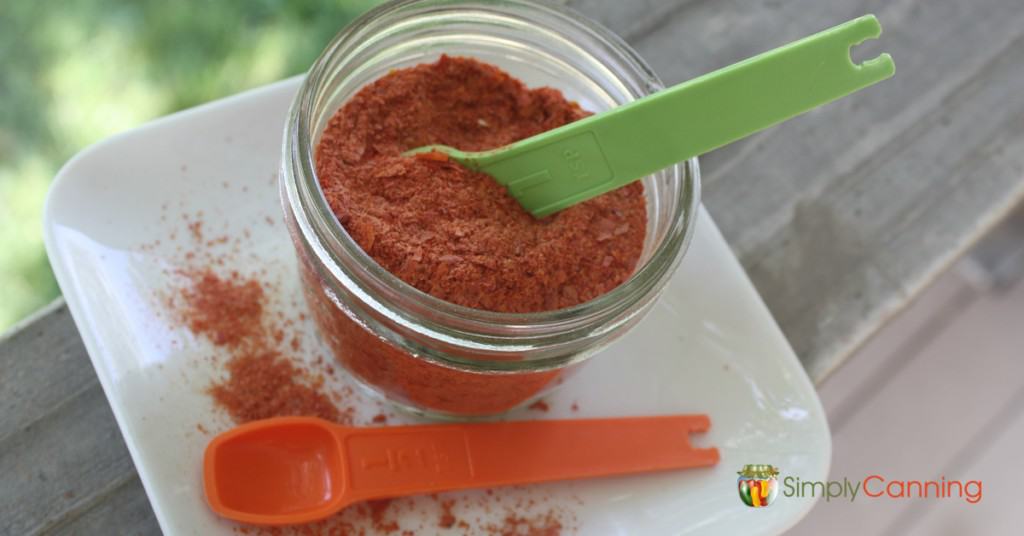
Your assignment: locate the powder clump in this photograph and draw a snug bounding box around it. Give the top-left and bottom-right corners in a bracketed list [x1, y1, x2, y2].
[178, 269, 264, 347]
[209, 351, 343, 423]
[174, 268, 351, 425]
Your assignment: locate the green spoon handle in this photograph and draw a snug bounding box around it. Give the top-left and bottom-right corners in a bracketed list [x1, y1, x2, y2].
[474, 14, 894, 217]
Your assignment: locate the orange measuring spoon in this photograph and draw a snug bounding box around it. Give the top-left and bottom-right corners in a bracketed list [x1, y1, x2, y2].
[203, 415, 718, 526]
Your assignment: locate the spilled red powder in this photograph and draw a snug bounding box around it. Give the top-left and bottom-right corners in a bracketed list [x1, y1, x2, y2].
[188, 219, 204, 242]
[210, 351, 343, 423]
[315, 55, 646, 313]
[368, 500, 398, 533]
[438, 500, 456, 529]
[527, 400, 550, 413]
[175, 269, 351, 425]
[489, 512, 563, 536]
[178, 269, 264, 347]
[227, 491, 576, 536]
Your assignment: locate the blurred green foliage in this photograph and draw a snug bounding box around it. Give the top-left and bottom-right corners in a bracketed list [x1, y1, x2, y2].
[0, 0, 379, 332]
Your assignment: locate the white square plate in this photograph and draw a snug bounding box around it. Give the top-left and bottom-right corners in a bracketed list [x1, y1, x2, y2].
[44, 78, 829, 535]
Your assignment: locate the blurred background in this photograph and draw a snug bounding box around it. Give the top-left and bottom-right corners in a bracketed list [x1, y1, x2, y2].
[0, 0, 379, 331]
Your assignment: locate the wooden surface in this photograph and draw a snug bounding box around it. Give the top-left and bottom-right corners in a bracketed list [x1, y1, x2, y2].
[792, 246, 1024, 534]
[0, 302, 160, 535]
[3, 0, 1024, 533]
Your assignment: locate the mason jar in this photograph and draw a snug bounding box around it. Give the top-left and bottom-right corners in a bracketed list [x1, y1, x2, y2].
[280, 0, 700, 418]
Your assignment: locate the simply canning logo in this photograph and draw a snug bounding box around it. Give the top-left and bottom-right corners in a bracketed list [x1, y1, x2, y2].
[738, 465, 780, 507]
[737, 465, 983, 507]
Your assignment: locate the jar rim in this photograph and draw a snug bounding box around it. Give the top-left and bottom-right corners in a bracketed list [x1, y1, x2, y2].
[284, 0, 701, 343]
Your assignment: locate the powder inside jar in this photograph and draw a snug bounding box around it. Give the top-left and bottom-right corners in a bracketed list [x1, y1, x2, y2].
[315, 55, 646, 312]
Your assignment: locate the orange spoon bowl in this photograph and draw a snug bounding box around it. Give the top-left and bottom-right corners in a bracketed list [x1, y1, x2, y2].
[203, 415, 718, 526]
[204, 418, 349, 525]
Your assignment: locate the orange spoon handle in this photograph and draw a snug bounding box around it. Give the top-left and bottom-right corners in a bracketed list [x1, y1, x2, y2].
[339, 415, 718, 502]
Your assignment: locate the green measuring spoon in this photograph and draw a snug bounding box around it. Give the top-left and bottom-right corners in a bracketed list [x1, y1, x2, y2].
[407, 14, 894, 218]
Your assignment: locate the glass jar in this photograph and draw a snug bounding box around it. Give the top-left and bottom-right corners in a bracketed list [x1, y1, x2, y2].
[280, 0, 700, 418]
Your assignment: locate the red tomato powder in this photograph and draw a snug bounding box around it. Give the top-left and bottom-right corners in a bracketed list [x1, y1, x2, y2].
[304, 55, 647, 415]
[175, 269, 351, 424]
[315, 55, 645, 312]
